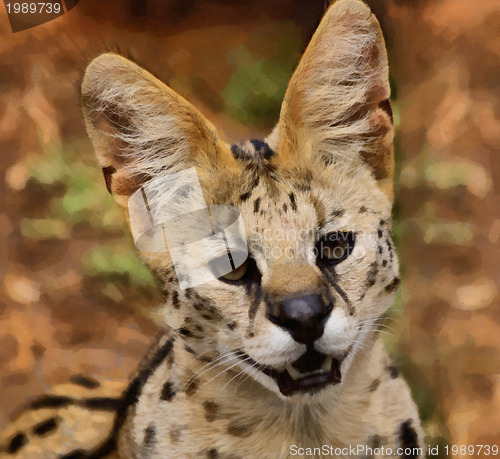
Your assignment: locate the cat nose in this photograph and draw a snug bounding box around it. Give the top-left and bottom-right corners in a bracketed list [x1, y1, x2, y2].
[267, 294, 333, 344]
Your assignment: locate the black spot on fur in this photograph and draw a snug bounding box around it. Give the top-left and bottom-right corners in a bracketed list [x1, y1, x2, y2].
[172, 291, 180, 309]
[239, 191, 251, 202]
[69, 374, 100, 389]
[387, 365, 400, 379]
[368, 434, 383, 448]
[231, 140, 274, 163]
[250, 139, 274, 160]
[289, 192, 297, 211]
[227, 321, 237, 330]
[386, 238, 393, 259]
[33, 416, 60, 436]
[377, 229, 383, 238]
[359, 206, 367, 213]
[382, 259, 388, 267]
[253, 197, 261, 213]
[179, 327, 193, 337]
[380, 219, 386, 226]
[143, 424, 157, 448]
[231, 145, 243, 159]
[331, 209, 345, 218]
[203, 401, 219, 422]
[185, 377, 199, 396]
[170, 425, 183, 444]
[60, 450, 87, 459]
[184, 344, 195, 354]
[160, 381, 176, 401]
[202, 314, 213, 321]
[378, 246, 383, 254]
[398, 419, 419, 458]
[7, 432, 28, 453]
[207, 448, 219, 458]
[227, 424, 251, 437]
[385, 277, 401, 293]
[282, 203, 288, 213]
[369, 379, 381, 392]
[367, 262, 379, 287]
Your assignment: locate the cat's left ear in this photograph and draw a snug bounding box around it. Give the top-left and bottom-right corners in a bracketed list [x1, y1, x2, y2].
[276, 0, 394, 198]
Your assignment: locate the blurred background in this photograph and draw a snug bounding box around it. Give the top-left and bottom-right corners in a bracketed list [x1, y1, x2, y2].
[0, 0, 498, 456]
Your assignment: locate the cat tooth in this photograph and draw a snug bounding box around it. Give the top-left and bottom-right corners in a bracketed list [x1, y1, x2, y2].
[321, 356, 333, 372]
[286, 364, 302, 380]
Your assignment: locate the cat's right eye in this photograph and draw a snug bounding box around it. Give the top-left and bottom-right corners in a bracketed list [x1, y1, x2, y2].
[209, 254, 260, 285]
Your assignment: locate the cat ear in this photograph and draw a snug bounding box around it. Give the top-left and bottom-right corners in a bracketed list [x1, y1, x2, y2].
[277, 0, 394, 196]
[81, 53, 239, 209]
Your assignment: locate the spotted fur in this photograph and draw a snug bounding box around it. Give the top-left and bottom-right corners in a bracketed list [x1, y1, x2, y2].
[1, 1, 424, 457]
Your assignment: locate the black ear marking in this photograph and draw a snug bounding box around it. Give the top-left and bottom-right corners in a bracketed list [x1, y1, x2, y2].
[102, 166, 116, 194]
[379, 99, 393, 123]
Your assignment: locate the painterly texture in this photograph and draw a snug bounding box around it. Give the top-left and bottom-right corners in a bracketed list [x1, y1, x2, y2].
[0, 0, 498, 457]
[1, 1, 426, 457]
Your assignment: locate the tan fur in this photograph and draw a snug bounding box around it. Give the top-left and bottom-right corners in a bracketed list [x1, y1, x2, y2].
[1, 1, 423, 458]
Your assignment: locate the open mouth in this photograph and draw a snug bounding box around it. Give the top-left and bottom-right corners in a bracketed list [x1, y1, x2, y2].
[239, 349, 342, 396]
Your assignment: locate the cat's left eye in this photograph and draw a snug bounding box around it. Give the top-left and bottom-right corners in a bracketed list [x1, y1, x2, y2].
[315, 232, 355, 265]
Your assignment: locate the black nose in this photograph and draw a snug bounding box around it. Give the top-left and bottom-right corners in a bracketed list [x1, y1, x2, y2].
[267, 294, 333, 344]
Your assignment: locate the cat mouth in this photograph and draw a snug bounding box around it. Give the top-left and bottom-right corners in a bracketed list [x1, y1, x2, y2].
[238, 349, 342, 396]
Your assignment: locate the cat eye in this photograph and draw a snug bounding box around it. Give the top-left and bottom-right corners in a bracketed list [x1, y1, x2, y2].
[209, 253, 260, 284]
[315, 232, 355, 265]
